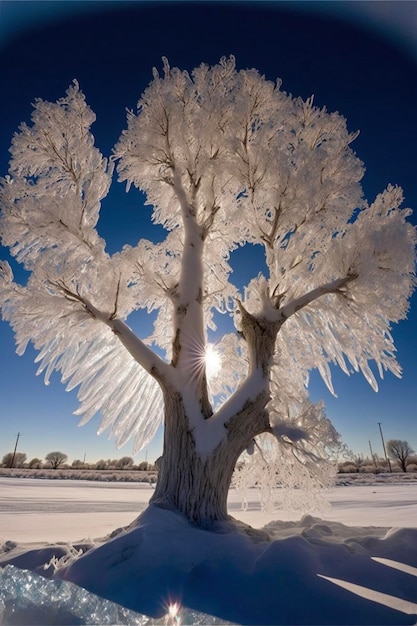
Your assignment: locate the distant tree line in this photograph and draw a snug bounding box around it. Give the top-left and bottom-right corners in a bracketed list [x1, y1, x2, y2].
[338, 440, 416, 473]
[2, 440, 415, 474]
[1, 451, 157, 471]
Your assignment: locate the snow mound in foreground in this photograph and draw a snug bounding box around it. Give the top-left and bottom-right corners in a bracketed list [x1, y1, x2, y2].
[57, 505, 417, 626]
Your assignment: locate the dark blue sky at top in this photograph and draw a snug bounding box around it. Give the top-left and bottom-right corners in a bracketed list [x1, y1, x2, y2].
[0, 1, 415, 464]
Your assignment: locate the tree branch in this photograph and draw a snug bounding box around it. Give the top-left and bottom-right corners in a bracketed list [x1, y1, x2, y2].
[237, 300, 280, 375]
[109, 317, 171, 381]
[53, 281, 172, 382]
[212, 273, 358, 432]
[279, 272, 358, 321]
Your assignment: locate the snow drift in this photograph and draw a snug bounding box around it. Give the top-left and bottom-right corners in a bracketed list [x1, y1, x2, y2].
[56, 505, 417, 625]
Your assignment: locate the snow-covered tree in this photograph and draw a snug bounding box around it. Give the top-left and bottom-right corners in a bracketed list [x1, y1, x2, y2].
[1, 451, 27, 468]
[28, 457, 43, 469]
[116, 456, 134, 469]
[0, 57, 415, 524]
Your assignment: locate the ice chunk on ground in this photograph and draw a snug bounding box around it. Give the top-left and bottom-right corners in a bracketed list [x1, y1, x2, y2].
[0, 565, 236, 625]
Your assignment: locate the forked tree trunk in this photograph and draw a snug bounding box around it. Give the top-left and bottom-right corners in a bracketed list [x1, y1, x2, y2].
[150, 388, 271, 525]
[150, 307, 279, 525]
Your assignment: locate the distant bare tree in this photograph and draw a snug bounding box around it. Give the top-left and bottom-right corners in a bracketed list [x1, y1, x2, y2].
[45, 451, 68, 469]
[2, 452, 27, 468]
[28, 457, 42, 469]
[351, 454, 365, 473]
[387, 440, 415, 472]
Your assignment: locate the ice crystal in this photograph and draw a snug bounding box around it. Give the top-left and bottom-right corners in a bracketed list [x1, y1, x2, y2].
[0, 565, 235, 625]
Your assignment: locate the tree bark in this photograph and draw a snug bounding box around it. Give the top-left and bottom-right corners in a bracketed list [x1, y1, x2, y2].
[150, 300, 279, 526]
[150, 388, 271, 525]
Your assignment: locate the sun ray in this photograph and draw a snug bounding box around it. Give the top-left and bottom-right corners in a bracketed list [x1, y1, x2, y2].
[204, 343, 222, 379]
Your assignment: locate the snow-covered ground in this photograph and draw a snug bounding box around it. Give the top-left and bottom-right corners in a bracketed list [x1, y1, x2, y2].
[1, 476, 416, 624]
[0, 475, 416, 543]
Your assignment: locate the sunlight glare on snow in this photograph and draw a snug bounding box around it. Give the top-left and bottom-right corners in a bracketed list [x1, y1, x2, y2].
[371, 557, 417, 577]
[317, 574, 417, 615]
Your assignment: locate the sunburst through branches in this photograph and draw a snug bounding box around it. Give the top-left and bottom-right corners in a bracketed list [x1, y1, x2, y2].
[204, 343, 222, 380]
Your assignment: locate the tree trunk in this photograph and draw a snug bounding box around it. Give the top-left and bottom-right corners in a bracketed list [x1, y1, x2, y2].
[150, 388, 271, 525]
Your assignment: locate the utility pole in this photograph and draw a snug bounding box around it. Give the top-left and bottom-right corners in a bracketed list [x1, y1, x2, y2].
[10, 432, 20, 468]
[369, 440, 378, 472]
[378, 422, 392, 472]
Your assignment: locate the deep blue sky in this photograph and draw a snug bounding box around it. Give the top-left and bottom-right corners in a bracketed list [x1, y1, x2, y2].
[0, 1, 415, 465]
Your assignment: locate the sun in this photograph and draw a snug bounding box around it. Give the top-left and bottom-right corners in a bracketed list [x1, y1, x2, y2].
[167, 602, 181, 624]
[204, 343, 221, 379]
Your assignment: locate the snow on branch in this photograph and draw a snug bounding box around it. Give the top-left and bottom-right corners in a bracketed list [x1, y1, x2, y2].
[279, 273, 358, 321]
[0, 275, 164, 453]
[0, 81, 111, 274]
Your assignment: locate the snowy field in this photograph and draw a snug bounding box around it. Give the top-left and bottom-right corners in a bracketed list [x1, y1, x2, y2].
[1, 476, 417, 625]
[1, 476, 417, 543]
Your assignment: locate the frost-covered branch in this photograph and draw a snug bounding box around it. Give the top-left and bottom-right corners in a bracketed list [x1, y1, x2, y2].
[0, 82, 112, 280]
[279, 272, 358, 321]
[53, 280, 171, 382]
